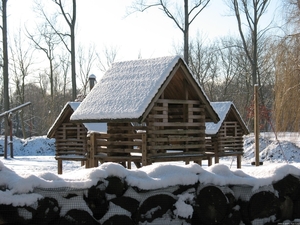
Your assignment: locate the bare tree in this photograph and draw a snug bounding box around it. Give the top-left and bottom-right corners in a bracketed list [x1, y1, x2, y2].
[96, 45, 119, 73]
[52, 0, 77, 100]
[26, 20, 60, 101]
[130, 0, 210, 64]
[226, 0, 271, 87]
[10, 31, 34, 138]
[1, 0, 9, 112]
[188, 36, 219, 100]
[77, 44, 96, 96]
[57, 53, 71, 100]
[217, 37, 241, 100]
[1, 0, 9, 156]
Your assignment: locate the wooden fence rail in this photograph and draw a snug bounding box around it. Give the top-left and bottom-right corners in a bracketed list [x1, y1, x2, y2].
[86, 131, 214, 169]
[88, 132, 145, 169]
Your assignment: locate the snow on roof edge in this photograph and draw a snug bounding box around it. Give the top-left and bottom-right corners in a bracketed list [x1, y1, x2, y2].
[47, 102, 107, 136]
[205, 101, 249, 135]
[47, 101, 76, 137]
[205, 101, 232, 135]
[70, 56, 182, 121]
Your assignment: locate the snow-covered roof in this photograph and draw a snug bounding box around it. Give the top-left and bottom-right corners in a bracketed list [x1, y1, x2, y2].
[47, 102, 107, 138]
[69, 102, 107, 133]
[205, 101, 248, 135]
[70, 56, 218, 123]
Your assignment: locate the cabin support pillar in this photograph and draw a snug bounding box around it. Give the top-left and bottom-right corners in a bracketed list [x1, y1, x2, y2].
[58, 159, 62, 174]
[142, 133, 147, 166]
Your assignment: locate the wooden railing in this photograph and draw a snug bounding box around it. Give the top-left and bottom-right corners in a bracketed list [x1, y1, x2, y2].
[55, 123, 88, 174]
[87, 131, 213, 168]
[205, 121, 244, 168]
[88, 132, 146, 169]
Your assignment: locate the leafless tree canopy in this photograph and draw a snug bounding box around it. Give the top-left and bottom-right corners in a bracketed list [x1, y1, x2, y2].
[129, 0, 210, 64]
[1, 0, 300, 137]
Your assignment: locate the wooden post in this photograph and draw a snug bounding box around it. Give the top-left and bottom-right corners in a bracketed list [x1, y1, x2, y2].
[89, 133, 95, 168]
[254, 84, 260, 166]
[4, 115, 8, 159]
[237, 155, 241, 169]
[8, 113, 13, 158]
[58, 159, 63, 174]
[214, 137, 219, 164]
[142, 133, 147, 166]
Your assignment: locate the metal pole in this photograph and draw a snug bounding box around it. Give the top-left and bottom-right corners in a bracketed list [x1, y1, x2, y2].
[254, 84, 260, 166]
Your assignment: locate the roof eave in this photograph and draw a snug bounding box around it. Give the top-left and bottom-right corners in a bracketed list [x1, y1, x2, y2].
[47, 103, 73, 138]
[71, 117, 141, 124]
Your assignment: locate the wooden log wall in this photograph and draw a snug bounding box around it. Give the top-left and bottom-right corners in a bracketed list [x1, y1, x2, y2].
[54, 123, 88, 174]
[55, 123, 87, 157]
[88, 123, 146, 168]
[207, 121, 244, 168]
[145, 99, 207, 165]
[216, 121, 244, 153]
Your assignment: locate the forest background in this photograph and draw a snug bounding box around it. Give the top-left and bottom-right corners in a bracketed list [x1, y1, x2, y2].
[0, 0, 299, 138]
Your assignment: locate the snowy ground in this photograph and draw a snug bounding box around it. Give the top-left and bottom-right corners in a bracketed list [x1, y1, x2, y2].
[1, 132, 300, 219]
[1, 132, 300, 174]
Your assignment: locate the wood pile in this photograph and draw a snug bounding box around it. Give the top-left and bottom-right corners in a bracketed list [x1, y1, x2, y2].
[1, 174, 300, 224]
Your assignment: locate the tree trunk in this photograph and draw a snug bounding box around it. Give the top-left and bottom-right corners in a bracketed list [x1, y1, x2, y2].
[71, 0, 77, 100]
[2, 0, 9, 111]
[2, 0, 9, 159]
[184, 0, 189, 64]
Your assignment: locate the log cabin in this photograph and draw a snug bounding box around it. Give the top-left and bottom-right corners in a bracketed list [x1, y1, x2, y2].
[71, 56, 220, 167]
[205, 101, 249, 168]
[47, 102, 106, 174]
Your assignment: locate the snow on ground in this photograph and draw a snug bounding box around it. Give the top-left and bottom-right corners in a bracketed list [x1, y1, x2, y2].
[0, 133, 300, 174]
[0, 132, 300, 206]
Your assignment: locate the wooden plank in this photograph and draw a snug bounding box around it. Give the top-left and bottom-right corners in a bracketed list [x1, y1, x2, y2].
[152, 106, 168, 111]
[148, 150, 206, 156]
[94, 148, 143, 154]
[55, 156, 86, 160]
[95, 140, 143, 146]
[107, 126, 147, 132]
[56, 142, 85, 147]
[216, 151, 243, 156]
[94, 155, 142, 161]
[56, 145, 85, 149]
[188, 107, 204, 112]
[156, 99, 201, 104]
[148, 129, 205, 135]
[92, 133, 144, 139]
[148, 143, 205, 150]
[151, 122, 203, 127]
[56, 151, 86, 155]
[217, 136, 244, 140]
[147, 136, 204, 142]
[148, 153, 209, 163]
[148, 114, 168, 119]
